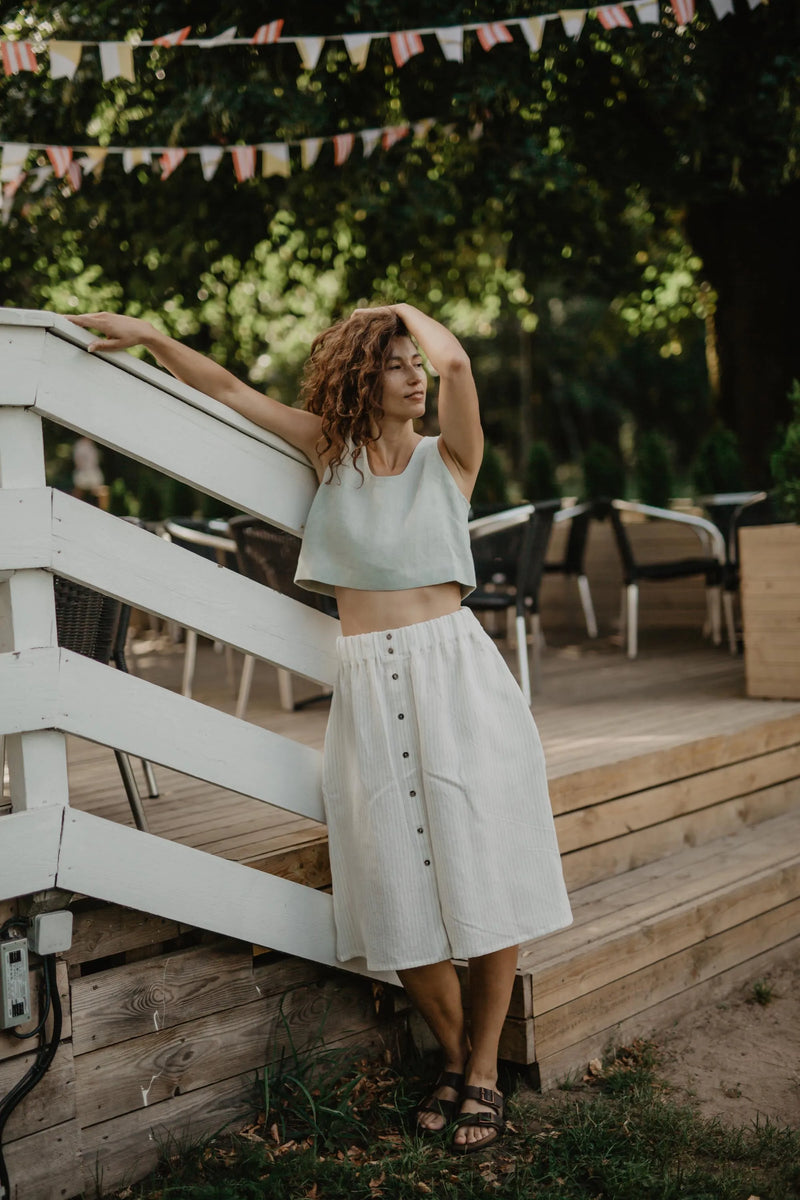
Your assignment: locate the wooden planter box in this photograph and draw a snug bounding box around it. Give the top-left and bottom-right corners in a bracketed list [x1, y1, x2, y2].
[740, 524, 800, 699]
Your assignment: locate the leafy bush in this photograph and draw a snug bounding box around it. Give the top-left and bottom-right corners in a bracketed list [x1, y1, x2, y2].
[524, 440, 561, 502]
[635, 431, 674, 509]
[581, 441, 626, 501]
[691, 425, 744, 495]
[771, 380, 800, 522]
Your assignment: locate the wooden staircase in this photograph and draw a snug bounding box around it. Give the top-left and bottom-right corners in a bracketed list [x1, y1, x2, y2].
[491, 711, 800, 1086]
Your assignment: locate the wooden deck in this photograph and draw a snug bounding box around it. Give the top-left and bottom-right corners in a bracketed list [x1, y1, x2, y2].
[4, 627, 800, 1199]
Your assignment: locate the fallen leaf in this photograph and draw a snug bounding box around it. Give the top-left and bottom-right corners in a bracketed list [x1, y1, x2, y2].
[269, 1123, 280, 1144]
[587, 1058, 604, 1076]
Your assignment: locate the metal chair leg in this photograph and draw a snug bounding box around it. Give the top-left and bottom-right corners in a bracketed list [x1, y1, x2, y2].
[723, 590, 737, 655]
[236, 654, 255, 720]
[141, 758, 160, 798]
[114, 749, 150, 832]
[530, 612, 542, 695]
[515, 613, 532, 705]
[181, 628, 197, 698]
[277, 668, 295, 712]
[707, 585, 722, 646]
[626, 584, 639, 659]
[577, 574, 598, 638]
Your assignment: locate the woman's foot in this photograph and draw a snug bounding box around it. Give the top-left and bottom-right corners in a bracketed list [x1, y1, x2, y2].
[450, 1074, 505, 1153]
[415, 1068, 465, 1135]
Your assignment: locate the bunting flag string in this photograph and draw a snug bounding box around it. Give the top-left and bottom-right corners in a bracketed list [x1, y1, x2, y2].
[0, 114, 447, 204]
[0, 0, 766, 82]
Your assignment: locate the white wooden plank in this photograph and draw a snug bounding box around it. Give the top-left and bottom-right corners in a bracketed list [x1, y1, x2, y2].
[0, 570, 57, 651]
[2, 309, 311, 469]
[55, 809, 390, 979]
[1, 646, 326, 821]
[0, 806, 63, 898]
[0, 409, 46, 488]
[51, 491, 338, 683]
[0, 647, 59, 734]
[0, 326, 48, 407]
[32, 332, 316, 534]
[0, 489, 52, 568]
[4, 730, 69, 812]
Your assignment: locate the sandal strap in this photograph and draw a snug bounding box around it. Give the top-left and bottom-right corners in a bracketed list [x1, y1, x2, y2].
[454, 1111, 504, 1133]
[460, 1084, 503, 1112]
[436, 1070, 465, 1092]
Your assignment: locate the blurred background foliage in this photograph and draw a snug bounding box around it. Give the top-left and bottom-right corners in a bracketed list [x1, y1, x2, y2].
[1, 0, 798, 517]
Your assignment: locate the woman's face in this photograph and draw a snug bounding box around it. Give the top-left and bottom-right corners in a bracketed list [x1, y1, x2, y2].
[379, 336, 427, 421]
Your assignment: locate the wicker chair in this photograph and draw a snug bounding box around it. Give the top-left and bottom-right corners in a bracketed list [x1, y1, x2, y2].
[227, 516, 336, 715]
[53, 576, 157, 831]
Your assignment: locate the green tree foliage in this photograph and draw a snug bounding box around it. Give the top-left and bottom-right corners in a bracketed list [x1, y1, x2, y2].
[1, 0, 798, 490]
[581, 441, 627, 501]
[471, 442, 510, 511]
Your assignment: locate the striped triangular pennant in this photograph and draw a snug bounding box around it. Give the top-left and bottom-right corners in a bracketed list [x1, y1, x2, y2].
[596, 5, 634, 28]
[1, 41, 38, 74]
[46, 146, 73, 178]
[333, 134, 355, 166]
[153, 27, 191, 47]
[159, 149, 187, 179]
[390, 31, 424, 67]
[231, 146, 256, 182]
[476, 23, 514, 51]
[252, 20, 284, 44]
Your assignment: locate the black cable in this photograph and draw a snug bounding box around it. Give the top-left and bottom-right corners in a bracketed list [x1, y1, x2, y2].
[0, 955, 62, 1200]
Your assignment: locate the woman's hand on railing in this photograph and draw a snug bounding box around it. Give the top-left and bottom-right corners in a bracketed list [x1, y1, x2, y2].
[67, 311, 157, 353]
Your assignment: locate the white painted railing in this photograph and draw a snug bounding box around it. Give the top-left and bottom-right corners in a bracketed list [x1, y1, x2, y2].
[0, 310, 384, 978]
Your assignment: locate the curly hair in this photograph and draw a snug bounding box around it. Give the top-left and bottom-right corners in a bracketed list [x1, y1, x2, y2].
[300, 308, 410, 478]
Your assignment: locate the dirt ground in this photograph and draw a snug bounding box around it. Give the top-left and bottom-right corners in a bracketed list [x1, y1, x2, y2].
[654, 958, 800, 1129]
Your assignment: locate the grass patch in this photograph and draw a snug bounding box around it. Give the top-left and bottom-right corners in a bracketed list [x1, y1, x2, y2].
[111, 1041, 800, 1200]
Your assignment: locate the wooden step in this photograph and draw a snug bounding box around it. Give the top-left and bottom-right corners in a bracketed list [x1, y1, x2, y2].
[497, 809, 800, 1084]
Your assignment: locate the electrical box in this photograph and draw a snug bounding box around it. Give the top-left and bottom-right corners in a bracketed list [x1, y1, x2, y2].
[28, 911, 73, 955]
[1, 938, 31, 1029]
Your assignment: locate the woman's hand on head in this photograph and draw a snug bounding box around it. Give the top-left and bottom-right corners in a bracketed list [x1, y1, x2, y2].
[67, 312, 157, 353]
[348, 305, 396, 321]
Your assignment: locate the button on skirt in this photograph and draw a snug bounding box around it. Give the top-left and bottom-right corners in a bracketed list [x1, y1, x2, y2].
[322, 607, 573, 972]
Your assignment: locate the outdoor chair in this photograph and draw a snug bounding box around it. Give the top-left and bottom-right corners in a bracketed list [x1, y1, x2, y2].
[544, 501, 598, 638]
[162, 517, 239, 698]
[227, 516, 336, 715]
[53, 575, 157, 832]
[465, 499, 561, 702]
[602, 498, 732, 660]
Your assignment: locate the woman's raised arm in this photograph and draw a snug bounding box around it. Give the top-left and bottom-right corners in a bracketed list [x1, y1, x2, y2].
[390, 303, 483, 486]
[67, 312, 322, 463]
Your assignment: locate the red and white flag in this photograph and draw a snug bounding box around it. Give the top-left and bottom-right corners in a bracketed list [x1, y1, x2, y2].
[153, 27, 191, 48]
[66, 161, 82, 192]
[159, 149, 187, 179]
[670, 0, 696, 23]
[390, 31, 423, 67]
[251, 20, 284, 44]
[476, 23, 513, 51]
[231, 146, 256, 182]
[597, 5, 633, 29]
[1, 41, 38, 74]
[333, 134, 355, 166]
[46, 146, 73, 178]
[382, 125, 409, 151]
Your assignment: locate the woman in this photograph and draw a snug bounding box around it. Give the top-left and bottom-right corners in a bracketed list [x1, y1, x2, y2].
[68, 304, 572, 1153]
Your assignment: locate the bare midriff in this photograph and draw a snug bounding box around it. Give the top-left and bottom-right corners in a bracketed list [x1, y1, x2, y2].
[335, 581, 463, 637]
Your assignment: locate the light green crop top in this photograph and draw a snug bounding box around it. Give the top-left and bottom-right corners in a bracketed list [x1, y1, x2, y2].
[294, 436, 476, 598]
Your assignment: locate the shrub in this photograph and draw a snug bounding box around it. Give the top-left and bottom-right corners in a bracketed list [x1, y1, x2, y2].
[471, 442, 510, 510]
[771, 380, 800, 523]
[524, 440, 561, 502]
[581, 441, 626, 501]
[691, 425, 744, 495]
[635, 431, 674, 509]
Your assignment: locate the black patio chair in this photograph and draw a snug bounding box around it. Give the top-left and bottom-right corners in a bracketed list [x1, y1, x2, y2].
[465, 499, 561, 700]
[544, 501, 598, 638]
[601, 498, 731, 659]
[53, 575, 157, 832]
[227, 516, 336, 715]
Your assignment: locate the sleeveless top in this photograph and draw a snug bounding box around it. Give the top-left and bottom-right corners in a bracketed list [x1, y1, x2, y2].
[294, 436, 476, 598]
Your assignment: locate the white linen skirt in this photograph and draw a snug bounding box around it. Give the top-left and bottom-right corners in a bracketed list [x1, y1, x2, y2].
[322, 607, 573, 972]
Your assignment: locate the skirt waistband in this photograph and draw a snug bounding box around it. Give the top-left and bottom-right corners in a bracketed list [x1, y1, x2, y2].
[336, 606, 477, 664]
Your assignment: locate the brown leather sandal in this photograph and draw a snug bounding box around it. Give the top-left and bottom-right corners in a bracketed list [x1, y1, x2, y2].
[414, 1070, 465, 1136]
[450, 1084, 505, 1154]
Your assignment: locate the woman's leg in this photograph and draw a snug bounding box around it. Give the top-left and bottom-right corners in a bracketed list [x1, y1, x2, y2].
[452, 944, 519, 1149]
[398, 959, 470, 1131]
